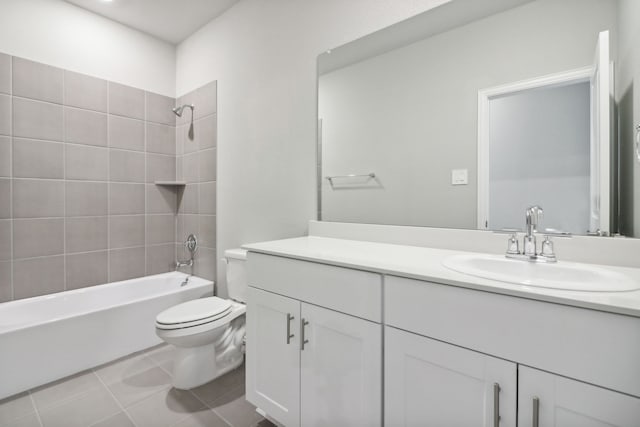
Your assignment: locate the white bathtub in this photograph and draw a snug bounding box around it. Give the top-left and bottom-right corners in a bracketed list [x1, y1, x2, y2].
[0, 272, 213, 399]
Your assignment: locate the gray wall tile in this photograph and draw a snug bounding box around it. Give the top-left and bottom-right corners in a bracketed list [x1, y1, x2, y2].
[195, 81, 217, 119]
[109, 149, 145, 182]
[0, 178, 11, 219]
[146, 214, 175, 245]
[146, 92, 176, 126]
[66, 251, 108, 290]
[66, 182, 107, 216]
[0, 178, 9, 219]
[182, 153, 199, 183]
[109, 116, 144, 151]
[194, 114, 216, 150]
[65, 108, 107, 147]
[0, 94, 10, 136]
[147, 184, 176, 214]
[13, 179, 64, 218]
[177, 214, 198, 244]
[12, 57, 63, 104]
[180, 124, 198, 153]
[194, 247, 216, 281]
[146, 244, 175, 275]
[198, 148, 216, 182]
[13, 97, 63, 141]
[109, 247, 145, 282]
[200, 182, 216, 215]
[199, 215, 216, 249]
[66, 217, 108, 253]
[109, 83, 144, 120]
[109, 183, 144, 215]
[176, 155, 183, 181]
[64, 71, 107, 112]
[13, 138, 64, 179]
[0, 136, 9, 177]
[65, 144, 108, 180]
[147, 153, 175, 183]
[13, 255, 64, 299]
[177, 184, 198, 215]
[147, 123, 175, 155]
[109, 215, 145, 249]
[0, 261, 10, 302]
[0, 54, 10, 95]
[13, 218, 64, 259]
[0, 219, 10, 261]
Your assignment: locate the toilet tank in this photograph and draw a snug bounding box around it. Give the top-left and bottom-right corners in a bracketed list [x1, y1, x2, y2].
[224, 248, 248, 303]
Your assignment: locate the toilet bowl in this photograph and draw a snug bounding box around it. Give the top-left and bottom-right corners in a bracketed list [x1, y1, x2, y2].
[155, 248, 248, 390]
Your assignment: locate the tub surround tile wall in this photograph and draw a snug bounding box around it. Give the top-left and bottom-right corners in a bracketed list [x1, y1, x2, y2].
[176, 81, 218, 282]
[0, 53, 185, 302]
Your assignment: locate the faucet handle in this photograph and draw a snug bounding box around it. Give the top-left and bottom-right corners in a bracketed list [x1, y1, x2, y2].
[540, 235, 557, 261]
[506, 233, 520, 255]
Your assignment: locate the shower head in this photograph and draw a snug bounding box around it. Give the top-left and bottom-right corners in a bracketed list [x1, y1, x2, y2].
[172, 104, 194, 117]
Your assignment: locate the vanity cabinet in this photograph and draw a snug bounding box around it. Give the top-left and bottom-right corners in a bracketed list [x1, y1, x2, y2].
[518, 366, 640, 427]
[385, 326, 517, 427]
[246, 253, 383, 427]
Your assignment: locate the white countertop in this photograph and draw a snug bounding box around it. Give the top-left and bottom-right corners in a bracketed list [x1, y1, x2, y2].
[243, 236, 640, 318]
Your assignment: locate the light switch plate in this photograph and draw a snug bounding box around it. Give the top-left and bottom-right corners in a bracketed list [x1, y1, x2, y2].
[451, 169, 468, 185]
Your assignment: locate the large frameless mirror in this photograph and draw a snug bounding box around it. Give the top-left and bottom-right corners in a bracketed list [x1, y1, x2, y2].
[317, 0, 640, 237]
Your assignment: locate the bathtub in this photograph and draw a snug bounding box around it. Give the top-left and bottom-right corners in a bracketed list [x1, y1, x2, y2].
[0, 272, 213, 399]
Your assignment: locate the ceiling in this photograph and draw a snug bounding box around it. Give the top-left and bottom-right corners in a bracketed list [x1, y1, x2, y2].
[63, 0, 239, 44]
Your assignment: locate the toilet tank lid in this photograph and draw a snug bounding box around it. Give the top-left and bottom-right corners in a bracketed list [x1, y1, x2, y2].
[225, 248, 247, 261]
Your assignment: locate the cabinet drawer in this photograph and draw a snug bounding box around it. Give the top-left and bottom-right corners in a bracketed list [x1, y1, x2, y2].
[247, 252, 382, 322]
[385, 275, 640, 398]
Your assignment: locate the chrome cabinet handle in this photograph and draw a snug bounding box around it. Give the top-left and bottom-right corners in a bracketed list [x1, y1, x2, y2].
[493, 383, 500, 427]
[300, 318, 309, 350]
[286, 313, 295, 344]
[532, 397, 540, 427]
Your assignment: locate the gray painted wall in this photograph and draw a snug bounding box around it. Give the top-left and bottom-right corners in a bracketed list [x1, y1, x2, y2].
[319, 0, 617, 229]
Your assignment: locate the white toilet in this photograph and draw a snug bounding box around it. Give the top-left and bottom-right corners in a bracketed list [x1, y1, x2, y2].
[155, 248, 248, 389]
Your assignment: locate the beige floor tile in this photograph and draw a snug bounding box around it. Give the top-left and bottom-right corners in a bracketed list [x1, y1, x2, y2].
[4, 412, 42, 427]
[171, 409, 230, 427]
[144, 344, 176, 373]
[0, 392, 35, 424]
[38, 386, 120, 427]
[106, 365, 172, 407]
[89, 412, 135, 427]
[190, 366, 245, 407]
[210, 386, 262, 427]
[126, 388, 207, 427]
[94, 352, 157, 385]
[31, 371, 102, 411]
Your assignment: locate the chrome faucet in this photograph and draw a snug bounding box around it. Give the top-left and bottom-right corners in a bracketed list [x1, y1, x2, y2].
[503, 206, 567, 263]
[523, 206, 543, 256]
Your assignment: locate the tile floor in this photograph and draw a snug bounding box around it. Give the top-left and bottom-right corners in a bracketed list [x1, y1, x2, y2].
[0, 344, 275, 427]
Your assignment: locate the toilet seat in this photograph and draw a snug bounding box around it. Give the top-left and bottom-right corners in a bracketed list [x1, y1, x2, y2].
[156, 297, 232, 330]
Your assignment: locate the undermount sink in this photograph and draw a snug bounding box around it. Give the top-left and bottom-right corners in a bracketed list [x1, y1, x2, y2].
[442, 254, 640, 292]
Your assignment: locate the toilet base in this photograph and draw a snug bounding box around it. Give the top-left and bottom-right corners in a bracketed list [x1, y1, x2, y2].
[170, 317, 246, 390]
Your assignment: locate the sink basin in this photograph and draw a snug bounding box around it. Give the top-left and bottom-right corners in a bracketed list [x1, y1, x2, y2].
[442, 254, 640, 292]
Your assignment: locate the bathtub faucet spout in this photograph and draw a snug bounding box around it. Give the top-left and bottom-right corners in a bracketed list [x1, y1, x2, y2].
[175, 259, 193, 271]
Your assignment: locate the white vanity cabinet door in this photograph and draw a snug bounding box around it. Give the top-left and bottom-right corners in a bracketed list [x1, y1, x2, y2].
[518, 366, 640, 427]
[300, 303, 382, 427]
[385, 326, 517, 427]
[246, 287, 301, 427]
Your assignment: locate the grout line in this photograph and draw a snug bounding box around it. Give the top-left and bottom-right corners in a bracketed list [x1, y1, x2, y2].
[144, 92, 148, 276]
[27, 391, 44, 427]
[9, 55, 14, 301]
[106, 83, 111, 284]
[62, 69, 67, 291]
[92, 369, 140, 427]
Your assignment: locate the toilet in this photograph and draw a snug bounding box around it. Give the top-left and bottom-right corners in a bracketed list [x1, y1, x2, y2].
[155, 248, 248, 390]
